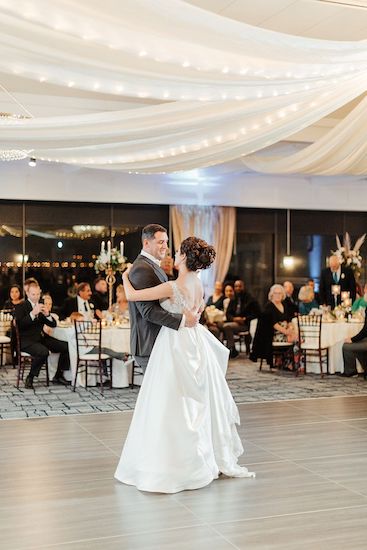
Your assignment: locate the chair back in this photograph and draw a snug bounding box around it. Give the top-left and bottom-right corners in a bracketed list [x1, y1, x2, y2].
[297, 314, 322, 349]
[0, 309, 13, 335]
[74, 320, 102, 359]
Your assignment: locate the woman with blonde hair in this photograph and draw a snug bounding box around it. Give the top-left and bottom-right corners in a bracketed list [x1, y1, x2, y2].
[251, 284, 299, 370]
[298, 285, 319, 315]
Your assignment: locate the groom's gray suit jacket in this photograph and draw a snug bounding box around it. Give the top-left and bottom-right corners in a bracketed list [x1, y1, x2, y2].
[128, 254, 182, 364]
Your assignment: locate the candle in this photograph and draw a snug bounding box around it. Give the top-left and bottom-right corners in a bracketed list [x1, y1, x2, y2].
[331, 284, 340, 296]
[101, 241, 105, 254]
[120, 240, 124, 257]
[107, 240, 111, 261]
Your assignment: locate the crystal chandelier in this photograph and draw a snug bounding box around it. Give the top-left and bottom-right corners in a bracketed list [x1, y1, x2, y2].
[0, 112, 32, 161]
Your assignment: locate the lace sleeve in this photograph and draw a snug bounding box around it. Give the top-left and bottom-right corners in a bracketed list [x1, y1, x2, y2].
[168, 281, 187, 309]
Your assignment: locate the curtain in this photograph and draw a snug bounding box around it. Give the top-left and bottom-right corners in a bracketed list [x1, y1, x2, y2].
[170, 205, 235, 298]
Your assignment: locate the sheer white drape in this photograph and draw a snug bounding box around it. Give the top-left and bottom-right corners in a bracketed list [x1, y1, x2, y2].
[170, 205, 235, 298]
[243, 96, 367, 176]
[1, 0, 367, 173]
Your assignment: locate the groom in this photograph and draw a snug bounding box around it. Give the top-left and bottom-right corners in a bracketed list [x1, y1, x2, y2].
[128, 223, 198, 372]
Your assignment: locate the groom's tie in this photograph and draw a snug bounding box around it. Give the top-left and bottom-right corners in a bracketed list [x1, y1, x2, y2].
[333, 272, 338, 283]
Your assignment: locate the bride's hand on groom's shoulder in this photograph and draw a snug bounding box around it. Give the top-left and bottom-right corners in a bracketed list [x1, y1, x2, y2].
[123, 263, 133, 277]
[183, 309, 200, 328]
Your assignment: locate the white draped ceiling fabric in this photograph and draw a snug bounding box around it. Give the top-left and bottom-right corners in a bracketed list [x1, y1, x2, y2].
[0, 0, 367, 174]
[171, 206, 235, 297]
[243, 95, 367, 176]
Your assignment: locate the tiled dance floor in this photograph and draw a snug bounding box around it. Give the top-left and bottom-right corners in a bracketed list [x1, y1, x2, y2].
[1, 395, 367, 549]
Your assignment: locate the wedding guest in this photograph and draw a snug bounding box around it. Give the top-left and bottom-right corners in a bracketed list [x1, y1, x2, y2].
[319, 255, 356, 307]
[41, 293, 71, 385]
[250, 284, 298, 370]
[283, 280, 298, 318]
[60, 282, 94, 321]
[222, 279, 260, 358]
[298, 285, 319, 315]
[206, 281, 224, 309]
[14, 282, 70, 388]
[307, 278, 320, 304]
[3, 284, 23, 311]
[341, 316, 367, 379]
[91, 277, 109, 319]
[160, 254, 176, 280]
[111, 284, 129, 319]
[223, 284, 235, 315]
[351, 283, 367, 313]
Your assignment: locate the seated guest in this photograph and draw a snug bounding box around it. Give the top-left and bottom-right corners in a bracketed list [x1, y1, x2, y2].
[206, 281, 224, 310]
[42, 294, 59, 330]
[111, 284, 129, 319]
[319, 254, 356, 307]
[222, 284, 235, 315]
[307, 278, 320, 304]
[283, 280, 298, 318]
[160, 254, 176, 280]
[3, 284, 23, 311]
[341, 317, 367, 379]
[60, 282, 95, 321]
[298, 285, 319, 315]
[91, 277, 109, 319]
[223, 279, 260, 358]
[351, 283, 367, 313]
[14, 282, 70, 388]
[251, 284, 298, 369]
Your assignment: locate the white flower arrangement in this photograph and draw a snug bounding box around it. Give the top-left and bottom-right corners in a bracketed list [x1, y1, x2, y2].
[332, 232, 365, 278]
[95, 247, 126, 273]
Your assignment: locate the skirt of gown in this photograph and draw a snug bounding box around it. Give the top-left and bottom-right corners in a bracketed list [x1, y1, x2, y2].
[114, 324, 253, 493]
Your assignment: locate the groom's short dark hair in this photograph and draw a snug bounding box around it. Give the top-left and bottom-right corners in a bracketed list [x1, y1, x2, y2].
[142, 224, 167, 243]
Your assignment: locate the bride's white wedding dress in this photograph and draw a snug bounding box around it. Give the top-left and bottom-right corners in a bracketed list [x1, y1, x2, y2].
[114, 282, 255, 493]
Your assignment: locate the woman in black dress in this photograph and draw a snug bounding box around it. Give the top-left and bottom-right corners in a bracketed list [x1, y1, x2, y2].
[251, 284, 299, 370]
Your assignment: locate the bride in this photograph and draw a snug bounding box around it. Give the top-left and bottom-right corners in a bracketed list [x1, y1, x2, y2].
[114, 236, 255, 493]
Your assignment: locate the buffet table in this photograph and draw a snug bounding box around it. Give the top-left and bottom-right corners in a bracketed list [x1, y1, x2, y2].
[50, 323, 132, 387]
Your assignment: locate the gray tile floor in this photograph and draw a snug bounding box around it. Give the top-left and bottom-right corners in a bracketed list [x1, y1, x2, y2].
[1, 358, 367, 420]
[1, 396, 367, 549]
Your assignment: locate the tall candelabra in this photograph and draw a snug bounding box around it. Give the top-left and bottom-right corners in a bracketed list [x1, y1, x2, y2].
[95, 240, 126, 309]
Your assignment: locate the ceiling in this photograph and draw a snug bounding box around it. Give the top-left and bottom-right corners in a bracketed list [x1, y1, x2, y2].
[0, 0, 366, 199]
[1, 0, 366, 120]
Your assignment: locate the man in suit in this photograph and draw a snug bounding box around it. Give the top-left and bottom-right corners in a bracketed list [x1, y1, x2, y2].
[341, 317, 367, 379]
[222, 279, 260, 358]
[319, 255, 356, 307]
[128, 223, 198, 373]
[91, 277, 109, 319]
[60, 282, 95, 321]
[283, 280, 298, 318]
[14, 281, 70, 389]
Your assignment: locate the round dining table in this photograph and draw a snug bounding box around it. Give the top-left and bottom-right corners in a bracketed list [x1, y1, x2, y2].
[50, 322, 133, 388]
[300, 319, 364, 374]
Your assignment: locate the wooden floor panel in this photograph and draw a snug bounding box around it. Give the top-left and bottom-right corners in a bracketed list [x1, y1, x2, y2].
[1, 396, 366, 549]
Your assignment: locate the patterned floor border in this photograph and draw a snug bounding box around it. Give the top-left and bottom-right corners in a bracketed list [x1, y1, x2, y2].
[1, 358, 366, 419]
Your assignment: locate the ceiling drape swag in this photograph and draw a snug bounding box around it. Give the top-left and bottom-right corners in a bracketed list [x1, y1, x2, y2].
[242, 96, 367, 176]
[1, 0, 367, 173]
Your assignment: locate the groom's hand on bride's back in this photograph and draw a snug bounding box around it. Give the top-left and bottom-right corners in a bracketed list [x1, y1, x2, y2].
[183, 309, 200, 328]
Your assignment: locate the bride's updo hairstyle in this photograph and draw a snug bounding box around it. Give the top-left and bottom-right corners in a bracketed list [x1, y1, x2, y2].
[180, 236, 216, 271]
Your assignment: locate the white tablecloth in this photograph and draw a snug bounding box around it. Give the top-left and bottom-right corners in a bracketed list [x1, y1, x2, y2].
[51, 324, 132, 387]
[299, 320, 363, 374]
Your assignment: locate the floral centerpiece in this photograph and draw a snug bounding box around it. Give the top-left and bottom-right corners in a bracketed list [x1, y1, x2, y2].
[331, 232, 365, 280]
[95, 241, 127, 309]
[95, 241, 126, 274]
